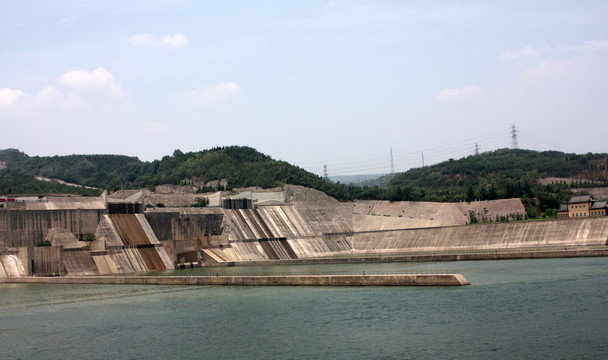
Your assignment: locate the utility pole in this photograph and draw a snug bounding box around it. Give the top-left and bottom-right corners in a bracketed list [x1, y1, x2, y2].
[511, 124, 519, 149]
[421, 152, 425, 167]
[390, 148, 395, 174]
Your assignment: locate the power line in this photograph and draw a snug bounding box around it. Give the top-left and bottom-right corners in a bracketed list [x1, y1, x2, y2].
[308, 125, 563, 177]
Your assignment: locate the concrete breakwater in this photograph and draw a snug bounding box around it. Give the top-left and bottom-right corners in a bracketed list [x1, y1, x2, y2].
[4, 273, 470, 286]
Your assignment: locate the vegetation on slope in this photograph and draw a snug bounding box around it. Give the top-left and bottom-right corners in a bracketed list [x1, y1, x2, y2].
[1, 147, 606, 218]
[0, 147, 342, 196]
[378, 149, 608, 217]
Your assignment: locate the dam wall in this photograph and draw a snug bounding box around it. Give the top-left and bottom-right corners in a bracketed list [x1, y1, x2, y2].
[145, 209, 223, 242]
[145, 209, 223, 264]
[0, 209, 105, 248]
[32, 246, 63, 275]
[215, 202, 353, 262]
[354, 217, 608, 253]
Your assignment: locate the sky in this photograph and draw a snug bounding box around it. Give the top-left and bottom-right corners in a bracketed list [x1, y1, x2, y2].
[1, 1, 607, 177]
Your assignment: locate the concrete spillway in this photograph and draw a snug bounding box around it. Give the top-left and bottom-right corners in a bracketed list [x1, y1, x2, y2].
[216, 202, 353, 262]
[111, 214, 154, 246]
[108, 214, 171, 271]
[210, 209, 608, 263]
[0, 254, 26, 277]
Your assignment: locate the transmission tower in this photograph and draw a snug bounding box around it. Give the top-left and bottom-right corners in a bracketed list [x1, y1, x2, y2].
[323, 164, 328, 179]
[474, 143, 480, 155]
[511, 124, 519, 149]
[390, 148, 395, 174]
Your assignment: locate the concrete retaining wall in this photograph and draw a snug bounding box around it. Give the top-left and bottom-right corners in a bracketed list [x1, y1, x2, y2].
[33, 246, 63, 275]
[6, 273, 470, 286]
[0, 209, 105, 247]
[354, 218, 608, 253]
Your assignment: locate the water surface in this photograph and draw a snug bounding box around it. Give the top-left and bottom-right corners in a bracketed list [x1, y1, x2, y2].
[1, 257, 607, 359]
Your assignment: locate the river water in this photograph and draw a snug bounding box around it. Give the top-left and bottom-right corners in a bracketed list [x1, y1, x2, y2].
[1, 257, 607, 359]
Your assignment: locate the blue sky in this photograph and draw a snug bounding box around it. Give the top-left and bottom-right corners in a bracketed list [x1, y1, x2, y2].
[1, 1, 607, 176]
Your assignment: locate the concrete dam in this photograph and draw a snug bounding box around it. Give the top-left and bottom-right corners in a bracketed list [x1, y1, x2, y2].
[1, 185, 607, 278]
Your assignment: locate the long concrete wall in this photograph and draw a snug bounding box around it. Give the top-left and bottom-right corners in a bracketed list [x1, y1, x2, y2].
[5, 273, 470, 286]
[0, 209, 105, 248]
[354, 217, 608, 253]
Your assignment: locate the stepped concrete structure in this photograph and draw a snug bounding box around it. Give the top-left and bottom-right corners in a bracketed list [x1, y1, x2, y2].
[0, 193, 174, 278]
[1, 185, 608, 278]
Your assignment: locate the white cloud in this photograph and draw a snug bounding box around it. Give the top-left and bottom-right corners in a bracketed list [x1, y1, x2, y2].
[128, 33, 155, 45]
[129, 33, 188, 47]
[523, 59, 583, 80]
[501, 46, 545, 61]
[0, 68, 126, 117]
[505, 40, 608, 80]
[184, 82, 242, 106]
[161, 33, 188, 46]
[579, 40, 608, 51]
[503, 40, 608, 62]
[436, 86, 482, 101]
[57, 67, 123, 97]
[0, 88, 24, 108]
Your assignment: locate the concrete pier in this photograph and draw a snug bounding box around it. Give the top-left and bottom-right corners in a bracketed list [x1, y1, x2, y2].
[4, 273, 470, 286]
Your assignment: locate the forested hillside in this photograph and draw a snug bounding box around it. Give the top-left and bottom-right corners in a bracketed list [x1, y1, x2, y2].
[1, 147, 606, 218]
[0, 147, 345, 197]
[379, 149, 608, 217]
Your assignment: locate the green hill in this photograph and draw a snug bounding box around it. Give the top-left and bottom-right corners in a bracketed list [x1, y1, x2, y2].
[0, 147, 343, 197]
[1, 147, 606, 219]
[381, 149, 608, 216]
